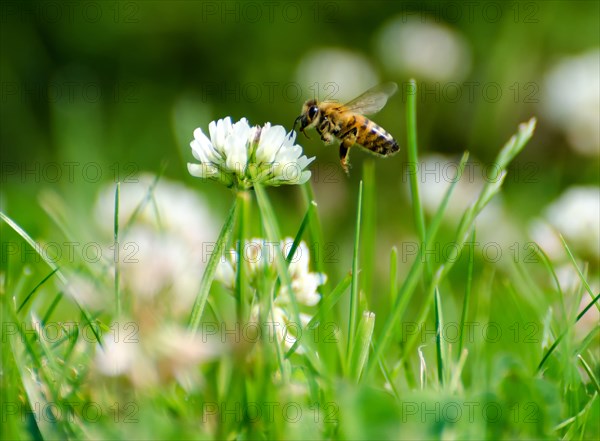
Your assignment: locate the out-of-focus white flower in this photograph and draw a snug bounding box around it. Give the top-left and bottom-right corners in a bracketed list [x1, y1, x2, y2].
[541, 50, 600, 157]
[416, 154, 483, 220]
[251, 305, 312, 353]
[217, 237, 326, 307]
[280, 239, 325, 307]
[188, 117, 314, 189]
[414, 154, 522, 251]
[217, 237, 326, 351]
[375, 18, 471, 82]
[95, 322, 143, 378]
[534, 186, 600, 259]
[529, 219, 564, 259]
[295, 48, 379, 102]
[94, 175, 219, 313]
[95, 322, 219, 391]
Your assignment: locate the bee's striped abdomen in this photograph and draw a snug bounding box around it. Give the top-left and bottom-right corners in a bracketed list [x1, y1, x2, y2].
[357, 118, 399, 156]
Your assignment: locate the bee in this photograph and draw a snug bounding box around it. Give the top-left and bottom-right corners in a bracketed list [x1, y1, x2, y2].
[294, 82, 400, 174]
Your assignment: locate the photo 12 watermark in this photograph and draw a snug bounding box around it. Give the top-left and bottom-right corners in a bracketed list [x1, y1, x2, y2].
[1, 400, 139, 424]
[1, 161, 140, 184]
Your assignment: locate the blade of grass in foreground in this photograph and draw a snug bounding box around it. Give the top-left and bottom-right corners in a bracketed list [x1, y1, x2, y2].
[578, 354, 600, 395]
[433, 287, 445, 385]
[301, 182, 326, 277]
[366, 151, 469, 378]
[17, 268, 59, 313]
[253, 183, 322, 375]
[361, 160, 376, 300]
[189, 200, 238, 332]
[285, 272, 352, 358]
[560, 234, 597, 304]
[347, 180, 364, 360]
[458, 229, 476, 355]
[537, 291, 600, 372]
[371, 119, 537, 380]
[405, 78, 427, 249]
[350, 310, 375, 382]
[114, 182, 122, 317]
[0, 211, 102, 346]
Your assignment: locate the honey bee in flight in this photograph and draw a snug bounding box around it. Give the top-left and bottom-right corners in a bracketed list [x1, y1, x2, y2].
[294, 82, 399, 174]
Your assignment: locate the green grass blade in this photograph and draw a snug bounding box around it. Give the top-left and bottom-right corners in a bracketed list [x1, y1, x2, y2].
[367, 151, 469, 377]
[1, 211, 67, 284]
[41, 291, 63, 324]
[350, 311, 375, 382]
[287, 201, 315, 264]
[578, 354, 600, 395]
[406, 78, 426, 245]
[433, 287, 445, 385]
[1, 211, 102, 345]
[113, 182, 122, 316]
[538, 291, 600, 372]
[389, 246, 398, 308]
[17, 268, 60, 313]
[347, 180, 364, 360]
[361, 160, 376, 297]
[189, 199, 238, 332]
[559, 234, 597, 303]
[458, 228, 476, 354]
[121, 164, 167, 236]
[301, 182, 326, 277]
[285, 272, 352, 358]
[254, 184, 321, 373]
[235, 190, 251, 322]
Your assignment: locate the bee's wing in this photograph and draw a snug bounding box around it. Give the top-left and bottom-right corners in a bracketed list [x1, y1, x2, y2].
[343, 82, 398, 115]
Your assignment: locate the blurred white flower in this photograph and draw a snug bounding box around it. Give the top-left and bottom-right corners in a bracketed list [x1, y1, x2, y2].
[541, 49, 600, 157]
[94, 174, 219, 312]
[95, 322, 219, 391]
[295, 48, 379, 102]
[217, 237, 326, 306]
[95, 323, 141, 377]
[414, 154, 522, 250]
[188, 117, 314, 189]
[250, 305, 312, 353]
[539, 186, 600, 259]
[216, 237, 326, 351]
[416, 154, 483, 221]
[375, 17, 471, 82]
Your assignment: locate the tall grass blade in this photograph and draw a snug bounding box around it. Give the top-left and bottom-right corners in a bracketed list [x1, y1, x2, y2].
[458, 228, 476, 354]
[113, 182, 122, 316]
[1, 212, 102, 345]
[189, 199, 238, 332]
[347, 180, 364, 359]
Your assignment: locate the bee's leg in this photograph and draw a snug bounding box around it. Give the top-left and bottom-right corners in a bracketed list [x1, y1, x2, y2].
[321, 131, 334, 144]
[339, 137, 358, 175]
[318, 119, 334, 144]
[339, 144, 350, 175]
[338, 128, 358, 175]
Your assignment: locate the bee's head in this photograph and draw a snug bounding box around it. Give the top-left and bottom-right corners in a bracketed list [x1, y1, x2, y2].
[294, 99, 320, 138]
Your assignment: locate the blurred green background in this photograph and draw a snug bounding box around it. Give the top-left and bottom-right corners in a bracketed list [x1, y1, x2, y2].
[1, 0, 598, 274]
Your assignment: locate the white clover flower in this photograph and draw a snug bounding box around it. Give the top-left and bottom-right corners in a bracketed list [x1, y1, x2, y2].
[529, 186, 600, 260]
[217, 237, 326, 307]
[541, 50, 600, 157]
[375, 18, 471, 82]
[95, 322, 220, 390]
[93, 175, 219, 314]
[188, 117, 315, 189]
[216, 237, 326, 351]
[250, 305, 312, 353]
